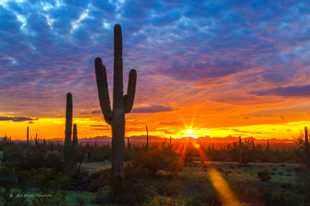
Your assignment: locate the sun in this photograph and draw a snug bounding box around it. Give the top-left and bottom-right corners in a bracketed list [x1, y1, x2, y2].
[182, 128, 198, 138]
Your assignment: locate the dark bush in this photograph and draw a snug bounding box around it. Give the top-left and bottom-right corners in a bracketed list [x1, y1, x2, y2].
[257, 170, 272, 182]
[130, 147, 180, 177]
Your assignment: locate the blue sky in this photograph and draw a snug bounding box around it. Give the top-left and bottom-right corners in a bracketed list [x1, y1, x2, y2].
[0, 0, 309, 129]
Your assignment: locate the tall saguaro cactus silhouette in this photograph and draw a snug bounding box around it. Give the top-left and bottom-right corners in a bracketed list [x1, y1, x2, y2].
[95, 24, 137, 191]
[64, 92, 73, 173]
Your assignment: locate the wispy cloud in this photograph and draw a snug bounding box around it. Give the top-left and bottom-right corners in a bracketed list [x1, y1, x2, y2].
[254, 84, 310, 97]
[133, 105, 174, 113]
[0, 116, 37, 122]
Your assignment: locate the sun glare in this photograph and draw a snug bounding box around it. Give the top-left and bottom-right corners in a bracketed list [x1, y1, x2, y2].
[182, 128, 198, 138]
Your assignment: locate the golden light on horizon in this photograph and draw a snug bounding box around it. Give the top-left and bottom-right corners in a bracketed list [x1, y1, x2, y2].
[0, 114, 308, 140]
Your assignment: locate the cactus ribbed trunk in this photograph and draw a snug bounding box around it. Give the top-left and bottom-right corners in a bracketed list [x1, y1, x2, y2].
[64, 93, 73, 173]
[95, 24, 137, 194]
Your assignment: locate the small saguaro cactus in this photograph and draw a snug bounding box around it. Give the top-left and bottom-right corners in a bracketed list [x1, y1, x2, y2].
[127, 137, 131, 148]
[238, 136, 244, 165]
[64, 92, 73, 173]
[35, 132, 38, 145]
[304, 127, 309, 161]
[26, 126, 29, 144]
[73, 124, 78, 146]
[95, 24, 137, 191]
[146, 125, 149, 148]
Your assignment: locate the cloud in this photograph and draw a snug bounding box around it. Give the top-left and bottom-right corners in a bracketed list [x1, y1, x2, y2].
[254, 84, 310, 97]
[132, 105, 174, 113]
[0, 0, 309, 118]
[0, 116, 37, 122]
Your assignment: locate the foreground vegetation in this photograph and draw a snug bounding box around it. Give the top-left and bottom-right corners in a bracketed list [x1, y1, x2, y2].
[0, 138, 309, 206]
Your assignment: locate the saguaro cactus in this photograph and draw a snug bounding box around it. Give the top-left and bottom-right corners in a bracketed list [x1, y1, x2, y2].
[73, 124, 78, 146]
[35, 132, 38, 145]
[64, 93, 73, 173]
[26, 126, 29, 144]
[146, 125, 149, 148]
[95, 24, 137, 191]
[305, 127, 309, 160]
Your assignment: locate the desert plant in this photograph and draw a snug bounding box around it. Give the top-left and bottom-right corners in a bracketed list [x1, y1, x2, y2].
[26, 126, 29, 145]
[304, 127, 309, 165]
[64, 93, 73, 174]
[94, 24, 137, 193]
[146, 125, 149, 149]
[72, 124, 78, 146]
[258, 170, 272, 182]
[130, 148, 179, 177]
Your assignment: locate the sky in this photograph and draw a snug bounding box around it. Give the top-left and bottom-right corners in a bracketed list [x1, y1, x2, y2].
[0, 0, 310, 140]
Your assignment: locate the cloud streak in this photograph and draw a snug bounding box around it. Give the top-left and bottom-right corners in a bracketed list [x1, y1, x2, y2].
[254, 85, 310, 97]
[0, 116, 37, 122]
[133, 105, 174, 113]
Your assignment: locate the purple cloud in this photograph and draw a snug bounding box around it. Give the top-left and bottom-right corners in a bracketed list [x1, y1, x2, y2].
[132, 105, 174, 113]
[254, 84, 310, 97]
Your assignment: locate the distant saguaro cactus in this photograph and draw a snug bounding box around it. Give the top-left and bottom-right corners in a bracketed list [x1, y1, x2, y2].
[305, 127, 309, 150]
[238, 136, 244, 165]
[73, 124, 78, 146]
[64, 93, 73, 173]
[26, 126, 29, 144]
[304, 127, 309, 163]
[95, 24, 137, 191]
[146, 125, 149, 148]
[35, 132, 38, 145]
[127, 137, 131, 148]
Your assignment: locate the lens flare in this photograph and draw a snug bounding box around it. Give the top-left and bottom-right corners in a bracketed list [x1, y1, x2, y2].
[191, 140, 241, 206]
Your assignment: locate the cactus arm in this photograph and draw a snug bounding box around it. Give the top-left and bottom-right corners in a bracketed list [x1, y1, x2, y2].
[95, 57, 112, 124]
[124, 69, 137, 113]
[113, 24, 124, 111]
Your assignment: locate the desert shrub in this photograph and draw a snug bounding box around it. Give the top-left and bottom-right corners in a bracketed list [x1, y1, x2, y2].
[15, 168, 70, 190]
[257, 170, 272, 182]
[146, 196, 185, 206]
[264, 190, 300, 206]
[157, 180, 183, 196]
[130, 147, 180, 177]
[95, 180, 155, 206]
[89, 169, 112, 192]
[186, 193, 220, 206]
[44, 151, 63, 171]
[86, 147, 112, 162]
